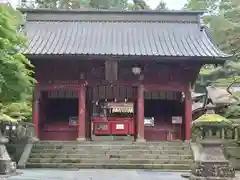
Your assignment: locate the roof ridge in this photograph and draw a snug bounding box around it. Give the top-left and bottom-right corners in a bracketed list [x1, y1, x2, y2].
[27, 20, 196, 24]
[23, 9, 201, 24]
[18, 8, 204, 15]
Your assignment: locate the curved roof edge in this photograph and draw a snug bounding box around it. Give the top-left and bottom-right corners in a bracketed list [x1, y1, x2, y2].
[203, 26, 232, 58]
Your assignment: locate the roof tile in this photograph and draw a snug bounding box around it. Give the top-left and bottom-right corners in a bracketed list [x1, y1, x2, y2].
[24, 21, 227, 58]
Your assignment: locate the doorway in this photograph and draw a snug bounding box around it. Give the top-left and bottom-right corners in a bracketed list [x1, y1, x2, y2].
[144, 91, 184, 141]
[39, 91, 78, 140]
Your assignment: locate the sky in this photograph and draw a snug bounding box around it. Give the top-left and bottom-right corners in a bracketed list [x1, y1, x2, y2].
[9, 0, 187, 10]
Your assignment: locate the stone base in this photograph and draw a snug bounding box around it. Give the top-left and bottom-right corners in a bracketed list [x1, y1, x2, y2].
[0, 160, 16, 175]
[189, 141, 235, 180]
[190, 161, 235, 179]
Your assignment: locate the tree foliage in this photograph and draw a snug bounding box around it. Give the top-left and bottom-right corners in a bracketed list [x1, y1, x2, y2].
[185, 0, 240, 86]
[184, 0, 219, 13]
[156, 1, 168, 10]
[0, 4, 34, 122]
[21, 0, 150, 10]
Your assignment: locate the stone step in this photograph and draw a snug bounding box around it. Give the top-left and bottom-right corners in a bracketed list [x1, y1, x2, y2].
[30, 149, 191, 155]
[26, 162, 190, 170]
[36, 141, 190, 146]
[28, 157, 192, 164]
[32, 144, 190, 150]
[29, 153, 193, 160]
[32, 147, 190, 152]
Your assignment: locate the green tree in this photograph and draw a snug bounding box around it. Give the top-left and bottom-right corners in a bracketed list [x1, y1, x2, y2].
[185, 0, 240, 87]
[0, 4, 34, 103]
[35, 0, 58, 8]
[156, 1, 168, 10]
[89, 0, 128, 9]
[21, 0, 150, 10]
[0, 4, 35, 123]
[132, 0, 150, 10]
[184, 0, 219, 13]
[26, 0, 132, 10]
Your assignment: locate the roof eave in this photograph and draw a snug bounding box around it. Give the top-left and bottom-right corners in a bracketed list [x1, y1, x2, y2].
[24, 54, 228, 63]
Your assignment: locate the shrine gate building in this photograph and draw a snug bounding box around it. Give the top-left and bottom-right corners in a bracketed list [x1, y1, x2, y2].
[20, 9, 227, 141]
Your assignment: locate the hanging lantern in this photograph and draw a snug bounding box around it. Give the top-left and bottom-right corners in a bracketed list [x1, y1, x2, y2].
[132, 66, 141, 75]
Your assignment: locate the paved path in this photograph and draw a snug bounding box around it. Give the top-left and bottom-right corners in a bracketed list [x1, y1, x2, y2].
[6, 169, 185, 180]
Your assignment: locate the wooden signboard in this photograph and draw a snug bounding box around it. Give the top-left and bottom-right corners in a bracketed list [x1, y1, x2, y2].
[107, 102, 134, 113]
[144, 117, 155, 126]
[172, 116, 182, 124]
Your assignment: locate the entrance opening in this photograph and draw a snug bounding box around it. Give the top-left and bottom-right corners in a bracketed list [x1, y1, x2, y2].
[46, 98, 78, 123]
[40, 91, 78, 140]
[90, 86, 137, 140]
[144, 92, 184, 141]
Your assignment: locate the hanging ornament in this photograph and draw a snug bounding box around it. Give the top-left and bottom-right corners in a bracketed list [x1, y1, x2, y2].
[125, 98, 128, 103]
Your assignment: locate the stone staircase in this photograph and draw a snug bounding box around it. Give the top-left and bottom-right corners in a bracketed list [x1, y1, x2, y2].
[26, 141, 193, 170]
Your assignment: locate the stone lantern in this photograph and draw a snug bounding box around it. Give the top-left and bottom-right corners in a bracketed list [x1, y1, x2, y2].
[189, 104, 235, 180]
[192, 104, 233, 141]
[0, 114, 17, 174]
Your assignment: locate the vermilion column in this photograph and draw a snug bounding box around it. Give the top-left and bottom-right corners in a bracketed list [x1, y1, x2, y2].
[33, 88, 40, 139]
[136, 84, 145, 142]
[184, 90, 192, 141]
[77, 84, 86, 141]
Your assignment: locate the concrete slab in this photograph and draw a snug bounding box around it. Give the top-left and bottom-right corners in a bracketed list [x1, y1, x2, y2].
[5, 169, 185, 180]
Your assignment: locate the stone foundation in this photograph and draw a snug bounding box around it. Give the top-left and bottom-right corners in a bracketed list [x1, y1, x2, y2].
[190, 140, 235, 180]
[0, 160, 16, 174]
[189, 161, 235, 180]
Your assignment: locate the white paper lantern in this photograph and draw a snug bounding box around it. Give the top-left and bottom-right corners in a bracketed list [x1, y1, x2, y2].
[132, 66, 141, 75]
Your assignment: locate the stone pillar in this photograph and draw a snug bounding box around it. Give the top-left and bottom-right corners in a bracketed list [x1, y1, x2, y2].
[32, 88, 40, 139]
[77, 84, 86, 141]
[234, 127, 238, 140]
[221, 128, 225, 139]
[184, 90, 192, 141]
[136, 84, 145, 142]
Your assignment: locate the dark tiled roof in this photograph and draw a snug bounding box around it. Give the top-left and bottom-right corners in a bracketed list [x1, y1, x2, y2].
[206, 86, 237, 104]
[22, 9, 228, 59]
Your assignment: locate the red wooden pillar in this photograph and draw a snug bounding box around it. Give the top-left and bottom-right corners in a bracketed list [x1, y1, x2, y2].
[184, 90, 192, 141]
[136, 84, 145, 142]
[33, 88, 40, 139]
[77, 84, 86, 141]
